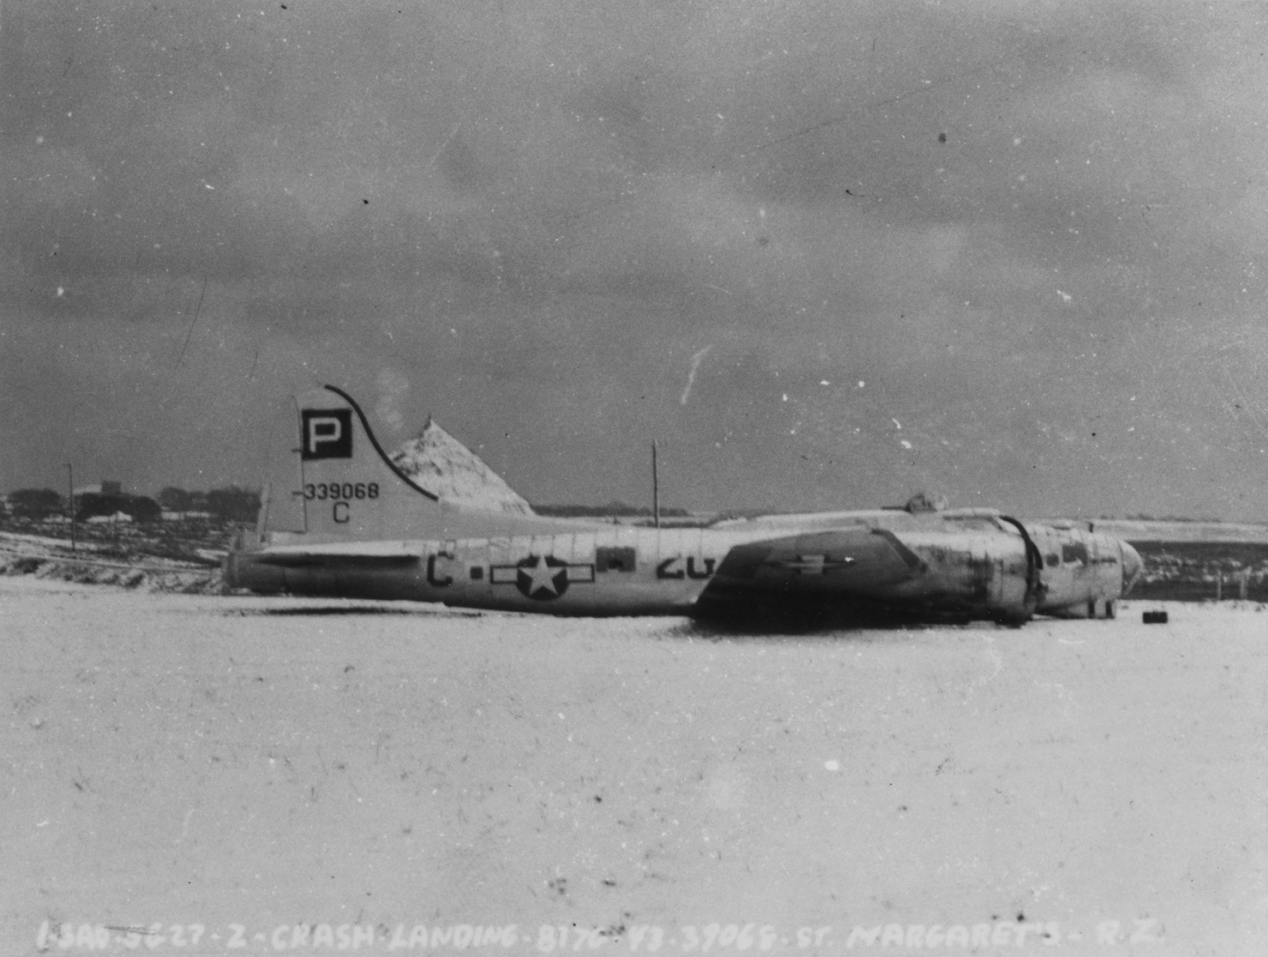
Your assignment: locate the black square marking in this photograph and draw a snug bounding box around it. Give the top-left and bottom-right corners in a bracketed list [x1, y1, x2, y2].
[301, 409, 353, 460]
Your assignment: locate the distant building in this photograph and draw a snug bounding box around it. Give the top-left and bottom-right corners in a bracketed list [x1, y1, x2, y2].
[76, 490, 161, 524]
[86, 511, 133, 525]
[161, 510, 213, 521]
[73, 480, 123, 497]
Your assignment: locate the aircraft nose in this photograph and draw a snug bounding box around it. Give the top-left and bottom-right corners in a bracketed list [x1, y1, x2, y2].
[1120, 540, 1143, 594]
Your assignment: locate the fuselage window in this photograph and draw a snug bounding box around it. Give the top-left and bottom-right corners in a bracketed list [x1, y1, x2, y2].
[1061, 542, 1089, 565]
[596, 546, 636, 572]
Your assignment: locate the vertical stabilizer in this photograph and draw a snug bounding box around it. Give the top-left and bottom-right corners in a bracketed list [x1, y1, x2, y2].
[277, 385, 444, 542]
[265, 385, 564, 543]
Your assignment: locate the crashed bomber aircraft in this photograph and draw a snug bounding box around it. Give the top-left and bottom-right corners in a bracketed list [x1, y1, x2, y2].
[226, 386, 1143, 624]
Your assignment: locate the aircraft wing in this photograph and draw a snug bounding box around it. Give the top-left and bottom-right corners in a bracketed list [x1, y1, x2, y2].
[695, 527, 925, 610]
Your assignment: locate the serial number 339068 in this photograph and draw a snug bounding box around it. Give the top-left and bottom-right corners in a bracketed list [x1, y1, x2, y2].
[303, 482, 379, 502]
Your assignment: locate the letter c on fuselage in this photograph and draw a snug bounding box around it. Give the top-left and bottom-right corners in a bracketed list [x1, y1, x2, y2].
[333, 501, 349, 523]
[426, 554, 453, 587]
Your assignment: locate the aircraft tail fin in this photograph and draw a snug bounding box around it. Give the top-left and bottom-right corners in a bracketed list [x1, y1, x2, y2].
[255, 385, 443, 542]
[259, 385, 560, 543]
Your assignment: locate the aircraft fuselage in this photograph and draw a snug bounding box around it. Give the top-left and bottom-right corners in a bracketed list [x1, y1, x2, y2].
[227, 513, 1139, 623]
[224, 386, 1142, 625]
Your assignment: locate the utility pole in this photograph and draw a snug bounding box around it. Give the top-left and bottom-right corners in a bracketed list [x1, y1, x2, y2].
[651, 441, 660, 530]
[65, 462, 76, 554]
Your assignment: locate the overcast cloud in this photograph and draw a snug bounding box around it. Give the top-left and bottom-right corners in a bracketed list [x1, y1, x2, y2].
[4, 1, 1268, 518]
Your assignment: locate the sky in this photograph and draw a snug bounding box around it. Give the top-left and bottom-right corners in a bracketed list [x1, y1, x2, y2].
[4, 0, 1268, 519]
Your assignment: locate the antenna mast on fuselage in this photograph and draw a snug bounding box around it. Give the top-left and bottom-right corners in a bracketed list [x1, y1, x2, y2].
[652, 440, 660, 529]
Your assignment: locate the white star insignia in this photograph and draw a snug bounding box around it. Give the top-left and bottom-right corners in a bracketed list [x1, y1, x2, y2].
[520, 555, 564, 596]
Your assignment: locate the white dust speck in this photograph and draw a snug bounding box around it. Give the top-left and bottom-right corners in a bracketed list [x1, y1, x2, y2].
[858, 381, 865, 388]
[177, 808, 195, 843]
[901, 440, 912, 449]
[680, 345, 714, 405]
[824, 760, 840, 772]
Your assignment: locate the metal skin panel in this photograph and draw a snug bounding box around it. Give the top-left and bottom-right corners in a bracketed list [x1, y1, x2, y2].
[224, 386, 1143, 624]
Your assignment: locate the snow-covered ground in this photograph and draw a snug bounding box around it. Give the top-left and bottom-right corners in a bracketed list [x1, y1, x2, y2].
[2, 580, 1264, 955]
[0, 532, 221, 593]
